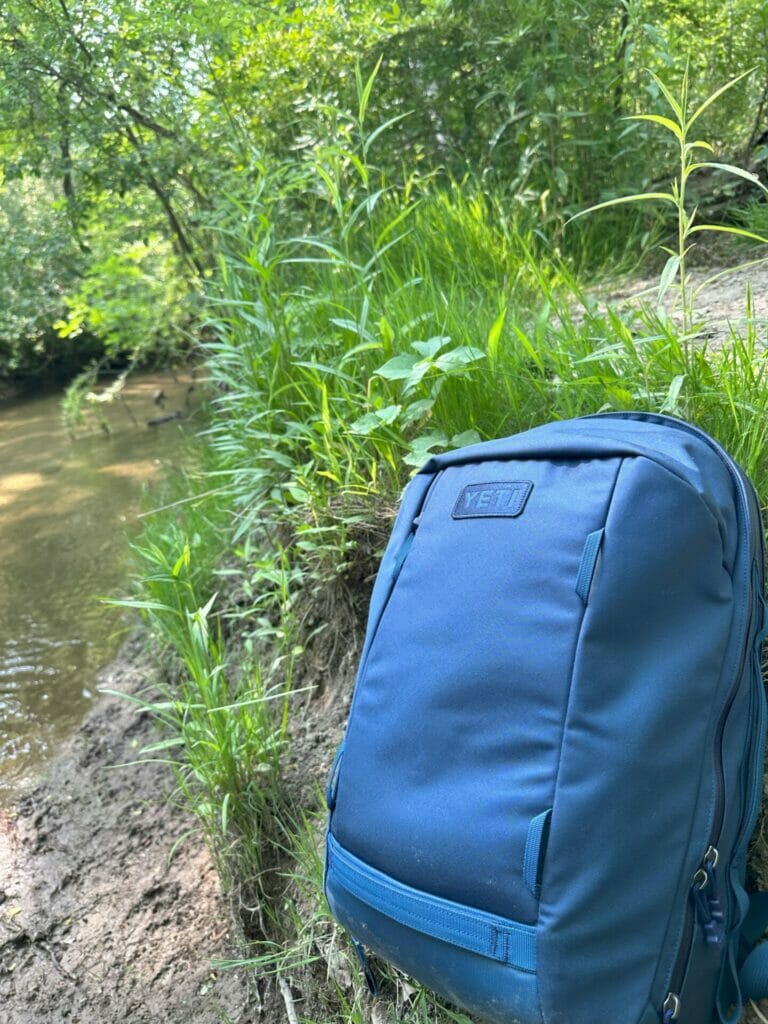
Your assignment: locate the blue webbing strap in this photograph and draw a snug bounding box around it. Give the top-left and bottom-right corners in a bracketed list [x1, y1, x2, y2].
[327, 833, 537, 972]
[523, 808, 552, 897]
[575, 528, 604, 603]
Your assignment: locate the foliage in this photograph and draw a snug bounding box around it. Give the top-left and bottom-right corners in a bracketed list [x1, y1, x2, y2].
[115, 65, 768, 1023]
[4, 3, 768, 379]
[569, 67, 768, 332]
[55, 203, 196, 364]
[0, 175, 87, 379]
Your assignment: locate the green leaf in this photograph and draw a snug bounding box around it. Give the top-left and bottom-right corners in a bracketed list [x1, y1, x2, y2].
[647, 70, 684, 121]
[221, 792, 231, 835]
[660, 374, 685, 414]
[350, 405, 402, 434]
[401, 398, 435, 425]
[363, 111, 413, 158]
[357, 55, 383, 125]
[434, 345, 486, 371]
[688, 224, 768, 244]
[403, 432, 449, 467]
[412, 336, 450, 358]
[451, 429, 482, 448]
[375, 353, 419, 380]
[693, 256, 768, 298]
[687, 68, 755, 129]
[627, 114, 682, 140]
[171, 543, 189, 578]
[329, 317, 375, 342]
[657, 255, 680, 305]
[686, 140, 714, 154]
[140, 737, 186, 752]
[688, 162, 768, 195]
[486, 307, 507, 360]
[566, 192, 675, 226]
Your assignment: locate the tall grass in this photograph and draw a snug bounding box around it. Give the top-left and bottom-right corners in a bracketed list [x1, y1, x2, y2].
[123, 67, 768, 1021]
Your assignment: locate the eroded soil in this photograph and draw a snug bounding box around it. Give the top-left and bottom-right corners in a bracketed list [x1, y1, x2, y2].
[0, 640, 258, 1024]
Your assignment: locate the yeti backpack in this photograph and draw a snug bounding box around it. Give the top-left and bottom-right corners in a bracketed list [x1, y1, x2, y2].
[324, 412, 768, 1024]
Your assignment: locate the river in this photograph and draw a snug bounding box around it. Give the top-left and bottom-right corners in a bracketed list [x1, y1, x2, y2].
[0, 370, 197, 803]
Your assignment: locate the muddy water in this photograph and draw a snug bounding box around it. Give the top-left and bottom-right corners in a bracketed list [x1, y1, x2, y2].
[0, 371, 197, 803]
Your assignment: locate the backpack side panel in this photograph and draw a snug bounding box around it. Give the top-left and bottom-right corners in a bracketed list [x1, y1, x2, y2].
[537, 454, 738, 1024]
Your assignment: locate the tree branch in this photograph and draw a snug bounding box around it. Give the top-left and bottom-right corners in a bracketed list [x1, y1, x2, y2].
[124, 124, 204, 276]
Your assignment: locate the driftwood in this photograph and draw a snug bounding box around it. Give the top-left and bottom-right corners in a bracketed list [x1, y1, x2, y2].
[147, 410, 185, 428]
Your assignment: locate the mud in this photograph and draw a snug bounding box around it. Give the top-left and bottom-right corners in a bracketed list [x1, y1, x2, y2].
[0, 638, 258, 1024]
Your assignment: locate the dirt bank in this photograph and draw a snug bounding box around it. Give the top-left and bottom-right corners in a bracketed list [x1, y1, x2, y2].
[0, 638, 258, 1024]
[594, 257, 768, 346]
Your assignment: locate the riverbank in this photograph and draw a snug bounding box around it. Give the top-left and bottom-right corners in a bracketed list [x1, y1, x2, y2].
[0, 636, 258, 1024]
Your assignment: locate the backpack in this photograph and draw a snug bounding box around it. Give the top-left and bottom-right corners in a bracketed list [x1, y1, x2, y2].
[324, 412, 768, 1024]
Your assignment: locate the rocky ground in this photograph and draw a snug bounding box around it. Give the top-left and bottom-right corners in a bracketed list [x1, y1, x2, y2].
[0, 639, 259, 1024]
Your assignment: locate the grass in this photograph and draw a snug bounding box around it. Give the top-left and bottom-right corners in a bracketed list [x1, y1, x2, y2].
[119, 67, 768, 1022]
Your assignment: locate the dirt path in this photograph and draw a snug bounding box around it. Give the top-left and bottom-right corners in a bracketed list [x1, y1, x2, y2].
[0, 639, 257, 1024]
[595, 258, 768, 345]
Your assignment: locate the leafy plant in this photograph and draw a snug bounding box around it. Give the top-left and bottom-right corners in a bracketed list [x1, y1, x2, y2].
[116, 52, 768, 1024]
[568, 66, 768, 335]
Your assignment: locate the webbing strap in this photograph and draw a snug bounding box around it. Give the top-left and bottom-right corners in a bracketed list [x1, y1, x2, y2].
[523, 808, 552, 897]
[326, 833, 536, 972]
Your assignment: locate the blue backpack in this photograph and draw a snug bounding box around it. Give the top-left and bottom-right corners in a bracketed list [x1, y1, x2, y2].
[325, 413, 768, 1024]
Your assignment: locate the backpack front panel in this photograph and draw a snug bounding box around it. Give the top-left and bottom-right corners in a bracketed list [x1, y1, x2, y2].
[331, 454, 624, 929]
[537, 454, 737, 1023]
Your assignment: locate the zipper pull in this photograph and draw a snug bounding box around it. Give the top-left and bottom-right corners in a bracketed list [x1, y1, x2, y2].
[663, 992, 681, 1022]
[692, 846, 725, 946]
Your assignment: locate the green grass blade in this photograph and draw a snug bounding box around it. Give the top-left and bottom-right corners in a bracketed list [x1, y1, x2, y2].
[647, 69, 684, 121]
[627, 114, 683, 140]
[688, 224, 768, 244]
[565, 193, 675, 226]
[689, 162, 768, 194]
[687, 68, 755, 129]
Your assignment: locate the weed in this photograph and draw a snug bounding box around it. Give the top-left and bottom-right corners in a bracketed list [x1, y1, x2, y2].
[568, 66, 768, 335]
[123, 64, 768, 1023]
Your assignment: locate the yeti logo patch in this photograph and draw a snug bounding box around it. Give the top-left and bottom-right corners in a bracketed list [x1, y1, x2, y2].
[452, 481, 533, 519]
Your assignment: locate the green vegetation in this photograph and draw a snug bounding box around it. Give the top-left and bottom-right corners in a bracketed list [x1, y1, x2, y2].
[3, 1, 768, 385]
[122, 65, 768, 1023]
[6, 2, 768, 1020]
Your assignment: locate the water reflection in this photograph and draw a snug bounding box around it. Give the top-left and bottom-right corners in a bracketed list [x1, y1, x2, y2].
[0, 371, 197, 802]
